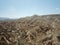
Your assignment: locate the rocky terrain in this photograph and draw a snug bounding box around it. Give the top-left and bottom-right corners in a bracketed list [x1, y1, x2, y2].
[0, 14, 60, 45]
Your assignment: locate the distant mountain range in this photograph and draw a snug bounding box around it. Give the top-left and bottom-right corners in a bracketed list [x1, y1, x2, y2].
[0, 17, 10, 20]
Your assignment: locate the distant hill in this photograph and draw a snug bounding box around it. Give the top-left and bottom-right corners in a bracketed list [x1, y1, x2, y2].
[0, 17, 10, 20]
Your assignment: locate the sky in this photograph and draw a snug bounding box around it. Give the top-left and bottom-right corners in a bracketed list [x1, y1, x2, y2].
[0, 0, 60, 18]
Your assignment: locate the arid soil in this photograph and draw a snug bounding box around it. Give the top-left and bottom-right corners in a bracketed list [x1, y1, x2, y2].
[0, 14, 60, 45]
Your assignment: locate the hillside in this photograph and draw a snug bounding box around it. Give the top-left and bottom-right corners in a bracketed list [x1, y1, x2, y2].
[0, 14, 60, 45]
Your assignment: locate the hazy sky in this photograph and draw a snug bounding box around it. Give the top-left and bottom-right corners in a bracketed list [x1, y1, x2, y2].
[0, 0, 60, 18]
